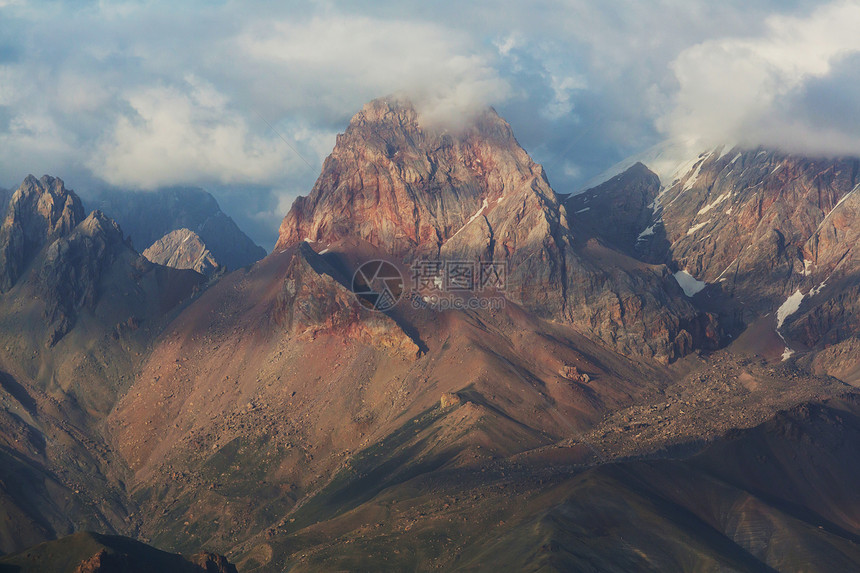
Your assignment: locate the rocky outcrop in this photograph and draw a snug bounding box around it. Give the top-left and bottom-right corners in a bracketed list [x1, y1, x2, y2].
[275, 242, 419, 358]
[566, 162, 661, 255]
[142, 228, 222, 277]
[276, 97, 718, 361]
[277, 97, 554, 258]
[0, 175, 86, 291]
[90, 187, 266, 271]
[38, 211, 129, 346]
[73, 549, 237, 573]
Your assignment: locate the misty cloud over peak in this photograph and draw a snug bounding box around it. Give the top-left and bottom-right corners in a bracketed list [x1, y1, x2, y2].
[661, 0, 860, 157]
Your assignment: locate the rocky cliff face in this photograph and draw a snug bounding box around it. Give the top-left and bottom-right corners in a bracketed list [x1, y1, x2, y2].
[786, 183, 860, 357]
[277, 97, 718, 361]
[142, 228, 222, 277]
[566, 162, 661, 256]
[0, 175, 86, 291]
[575, 147, 860, 372]
[38, 211, 131, 346]
[637, 149, 859, 314]
[275, 242, 419, 358]
[277, 97, 557, 258]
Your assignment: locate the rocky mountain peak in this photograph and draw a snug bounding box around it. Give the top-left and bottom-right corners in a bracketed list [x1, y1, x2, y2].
[142, 228, 222, 277]
[273, 97, 720, 361]
[88, 187, 266, 271]
[0, 174, 86, 291]
[275, 96, 550, 256]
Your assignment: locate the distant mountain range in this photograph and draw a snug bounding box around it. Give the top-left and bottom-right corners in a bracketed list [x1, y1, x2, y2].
[88, 186, 267, 274]
[0, 97, 859, 572]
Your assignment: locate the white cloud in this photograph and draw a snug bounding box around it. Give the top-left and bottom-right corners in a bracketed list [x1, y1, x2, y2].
[543, 73, 588, 119]
[89, 76, 291, 189]
[235, 15, 509, 130]
[494, 33, 522, 58]
[660, 0, 860, 154]
[563, 161, 582, 179]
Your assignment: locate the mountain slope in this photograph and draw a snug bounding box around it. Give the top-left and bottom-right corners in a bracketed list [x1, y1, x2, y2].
[0, 176, 205, 553]
[231, 394, 860, 572]
[4, 109, 860, 573]
[96, 100, 860, 572]
[0, 531, 237, 573]
[106, 238, 666, 558]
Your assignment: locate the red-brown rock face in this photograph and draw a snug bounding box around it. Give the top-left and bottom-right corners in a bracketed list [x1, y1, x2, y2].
[638, 149, 859, 313]
[787, 184, 860, 351]
[575, 147, 860, 368]
[275, 242, 420, 358]
[276, 97, 718, 361]
[276, 97, 556, 258]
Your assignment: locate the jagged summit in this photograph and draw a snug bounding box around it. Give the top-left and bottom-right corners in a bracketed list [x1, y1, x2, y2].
[0, 175, 86, 291]
[276, 96, 553, 257]
[276, 97, 719, 361]
[0, 175, 205, 348]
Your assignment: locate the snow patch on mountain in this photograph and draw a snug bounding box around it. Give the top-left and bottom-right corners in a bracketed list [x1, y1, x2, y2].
[682, 158, 707, 192]
[777, 289, 805, 329]
[637, 223, 657, 240]
[448, 198, 489, 241]
[697, 191, 732, 215]
[810, 281, 827, 296]
[673, 270, 706, 297]
[687, 220, 710, 235]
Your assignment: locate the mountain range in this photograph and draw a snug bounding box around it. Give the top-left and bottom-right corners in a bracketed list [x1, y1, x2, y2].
[0, 96, 859, 572]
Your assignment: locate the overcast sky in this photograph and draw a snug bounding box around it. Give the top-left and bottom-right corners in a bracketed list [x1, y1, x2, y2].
[2, 0, 859, 248]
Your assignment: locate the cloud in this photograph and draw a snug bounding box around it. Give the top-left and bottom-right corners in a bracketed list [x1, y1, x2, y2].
[235, 15, 509, 129]
[661, 0, 860, 155]
[89, 75, 291, 189]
